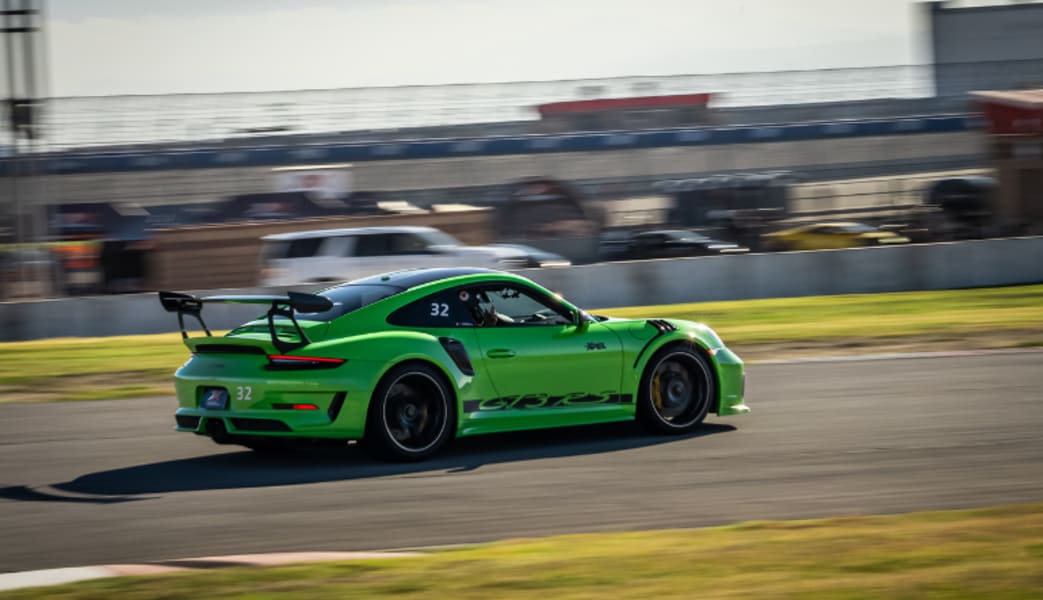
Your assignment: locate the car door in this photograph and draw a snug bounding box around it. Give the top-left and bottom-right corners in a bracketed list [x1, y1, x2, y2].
[464, 283, 626, 429]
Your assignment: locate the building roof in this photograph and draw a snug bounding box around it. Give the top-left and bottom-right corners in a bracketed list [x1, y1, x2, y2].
[972, 89, 1043, 110]
[972, 89, 1043, 135]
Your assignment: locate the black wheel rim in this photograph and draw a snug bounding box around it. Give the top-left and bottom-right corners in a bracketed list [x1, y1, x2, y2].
[383, 373, 448, 453]
[649, 352, 710, 427]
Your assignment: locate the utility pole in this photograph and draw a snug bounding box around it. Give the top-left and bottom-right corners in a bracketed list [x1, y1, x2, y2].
[1, 0, 47, 298]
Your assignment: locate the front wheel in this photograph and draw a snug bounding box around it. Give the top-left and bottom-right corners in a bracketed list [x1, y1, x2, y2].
[365, 363, 455, 461]
[637, 345, 715, 434]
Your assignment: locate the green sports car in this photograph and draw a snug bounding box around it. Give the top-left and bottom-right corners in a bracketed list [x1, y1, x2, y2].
[160, 268, 748, 461]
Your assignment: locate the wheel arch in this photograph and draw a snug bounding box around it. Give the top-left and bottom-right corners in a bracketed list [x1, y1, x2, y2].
[634, 336, 721, 414]
[366, 356, 460, 427]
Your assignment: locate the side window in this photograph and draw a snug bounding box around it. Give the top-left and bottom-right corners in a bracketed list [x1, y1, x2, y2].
[472, 285, 573, 327]
[387, 288, 475, 328]
[285, 237, 323, 258]
[353, 234, 390, 257]
[388, 233, 433, 255]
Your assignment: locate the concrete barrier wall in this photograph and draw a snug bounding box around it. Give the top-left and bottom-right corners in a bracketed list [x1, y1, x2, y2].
[522, 236, 1043, 308]
[2, 236, 1042, 341]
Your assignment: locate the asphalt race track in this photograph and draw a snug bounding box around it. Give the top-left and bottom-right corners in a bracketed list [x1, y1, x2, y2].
[2, 352, 1042, 573]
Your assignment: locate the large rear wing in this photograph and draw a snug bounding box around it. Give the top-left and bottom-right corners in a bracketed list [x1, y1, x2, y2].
[158, 291, 333, 353]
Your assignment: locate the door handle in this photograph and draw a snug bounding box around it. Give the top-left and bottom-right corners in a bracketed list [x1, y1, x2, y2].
[486, 349, 516, 359]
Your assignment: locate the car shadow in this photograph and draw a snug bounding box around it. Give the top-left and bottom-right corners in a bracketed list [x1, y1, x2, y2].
[0, 422, 734, 504]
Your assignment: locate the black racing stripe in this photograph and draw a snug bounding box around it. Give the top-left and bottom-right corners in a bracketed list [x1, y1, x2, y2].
[632, 319, 680, 368]
[462, 393, 633, 413]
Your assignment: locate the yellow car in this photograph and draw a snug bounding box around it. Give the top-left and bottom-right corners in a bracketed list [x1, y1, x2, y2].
[763, 222, 911, 251]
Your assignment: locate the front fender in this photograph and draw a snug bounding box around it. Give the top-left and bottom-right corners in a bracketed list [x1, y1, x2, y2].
[630, 320, 745, 416]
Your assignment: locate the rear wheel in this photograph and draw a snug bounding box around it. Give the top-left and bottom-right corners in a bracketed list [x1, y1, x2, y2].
[365, 363, 455, 461]
[637, 345, 715, 434]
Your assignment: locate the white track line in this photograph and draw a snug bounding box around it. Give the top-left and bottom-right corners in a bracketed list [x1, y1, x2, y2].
[750, 347, 1043, 365]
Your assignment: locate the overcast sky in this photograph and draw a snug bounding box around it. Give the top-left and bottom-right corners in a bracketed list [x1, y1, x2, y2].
[42, 0, 933, 96]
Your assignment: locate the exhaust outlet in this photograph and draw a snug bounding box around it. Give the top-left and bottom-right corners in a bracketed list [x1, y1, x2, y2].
[204, 418, 234, 444]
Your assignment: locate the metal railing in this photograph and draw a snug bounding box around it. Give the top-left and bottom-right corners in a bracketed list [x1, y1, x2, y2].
[13, 56, 1041, 152]
[24, 64, 941, 151]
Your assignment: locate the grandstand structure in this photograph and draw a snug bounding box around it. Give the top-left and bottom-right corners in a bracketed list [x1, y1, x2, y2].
[5, 0, 1043, 238]
[0, 63, 988, 214]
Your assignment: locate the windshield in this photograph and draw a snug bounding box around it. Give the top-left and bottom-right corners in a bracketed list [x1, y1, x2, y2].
[664, 230, 710, 243]
[294, 284, 401, 322]
[838, 224, 877, 233]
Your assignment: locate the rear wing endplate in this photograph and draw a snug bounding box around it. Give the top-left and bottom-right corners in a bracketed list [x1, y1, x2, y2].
[158, 291, 333, 353]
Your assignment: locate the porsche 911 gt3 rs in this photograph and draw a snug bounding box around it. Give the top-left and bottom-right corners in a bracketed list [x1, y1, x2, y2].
[160, 268, 748, 461]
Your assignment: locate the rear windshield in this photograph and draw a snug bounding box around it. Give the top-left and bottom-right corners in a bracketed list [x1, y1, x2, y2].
[293, 284, 401, 322]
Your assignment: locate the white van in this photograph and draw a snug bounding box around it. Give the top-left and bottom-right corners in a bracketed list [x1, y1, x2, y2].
[259, 226, 529, 286]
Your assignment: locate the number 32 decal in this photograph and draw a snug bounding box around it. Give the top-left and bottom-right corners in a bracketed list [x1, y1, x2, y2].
[236, 386, 252, 401]
[430, 302, 449, 317]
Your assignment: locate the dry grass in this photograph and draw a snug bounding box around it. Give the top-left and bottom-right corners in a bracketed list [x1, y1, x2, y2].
[6, 502, 1043, 599]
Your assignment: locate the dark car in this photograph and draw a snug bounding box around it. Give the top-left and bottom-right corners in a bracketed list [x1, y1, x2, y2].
[611, 229, 748, 260]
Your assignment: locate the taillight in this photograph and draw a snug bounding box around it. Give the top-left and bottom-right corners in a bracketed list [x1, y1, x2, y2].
[266, 355, 346, 371]
[272, 403, 320, 410]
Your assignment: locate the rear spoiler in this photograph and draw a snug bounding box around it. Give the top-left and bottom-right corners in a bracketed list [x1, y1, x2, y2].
[158, 291, 333, 353]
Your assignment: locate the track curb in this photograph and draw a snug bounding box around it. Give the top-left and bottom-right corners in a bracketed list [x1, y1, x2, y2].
[0, 552, 423, 592]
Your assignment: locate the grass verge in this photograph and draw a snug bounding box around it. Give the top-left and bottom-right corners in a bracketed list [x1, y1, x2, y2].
[2, 284, 1042, 403]
[5, 502, 1043, 599]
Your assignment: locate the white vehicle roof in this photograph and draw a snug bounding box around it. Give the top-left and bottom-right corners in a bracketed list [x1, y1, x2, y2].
[262, 225, 442, 242]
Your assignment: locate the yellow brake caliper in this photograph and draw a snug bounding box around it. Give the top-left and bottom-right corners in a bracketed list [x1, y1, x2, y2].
[651, 372, 664, 410]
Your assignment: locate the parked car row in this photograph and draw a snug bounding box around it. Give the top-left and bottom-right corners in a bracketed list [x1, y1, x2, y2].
[260, 221, 913, 286]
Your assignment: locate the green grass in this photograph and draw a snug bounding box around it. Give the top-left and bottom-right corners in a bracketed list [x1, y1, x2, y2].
[5, 502, 1043, 599]
[598, 284, 1043, 345]
[2, 284, 1042, 403]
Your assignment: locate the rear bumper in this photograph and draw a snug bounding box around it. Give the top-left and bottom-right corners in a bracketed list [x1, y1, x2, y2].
[173, 391, 356, 439]
[172, 361, 372, 439]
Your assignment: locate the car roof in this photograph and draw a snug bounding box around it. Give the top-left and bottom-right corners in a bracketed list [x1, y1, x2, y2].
[638, 229, 706, 236]
[262, 225, 439, 241]
[808, 221, 865, 228]
[331, 267, 504, 291]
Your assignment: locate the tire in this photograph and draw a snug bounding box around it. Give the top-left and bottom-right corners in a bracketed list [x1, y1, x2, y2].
[364, 363, 455, 461]
[636, 344, 715, 434]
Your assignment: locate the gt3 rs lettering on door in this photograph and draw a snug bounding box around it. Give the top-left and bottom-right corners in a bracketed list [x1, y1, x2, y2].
[463, 392, 633, 413]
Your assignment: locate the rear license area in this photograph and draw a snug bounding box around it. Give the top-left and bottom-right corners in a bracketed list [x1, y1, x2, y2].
[201, 387, 229, 410]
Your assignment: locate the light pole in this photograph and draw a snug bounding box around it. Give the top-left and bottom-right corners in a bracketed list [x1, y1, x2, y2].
[1, 0, 47, 297]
